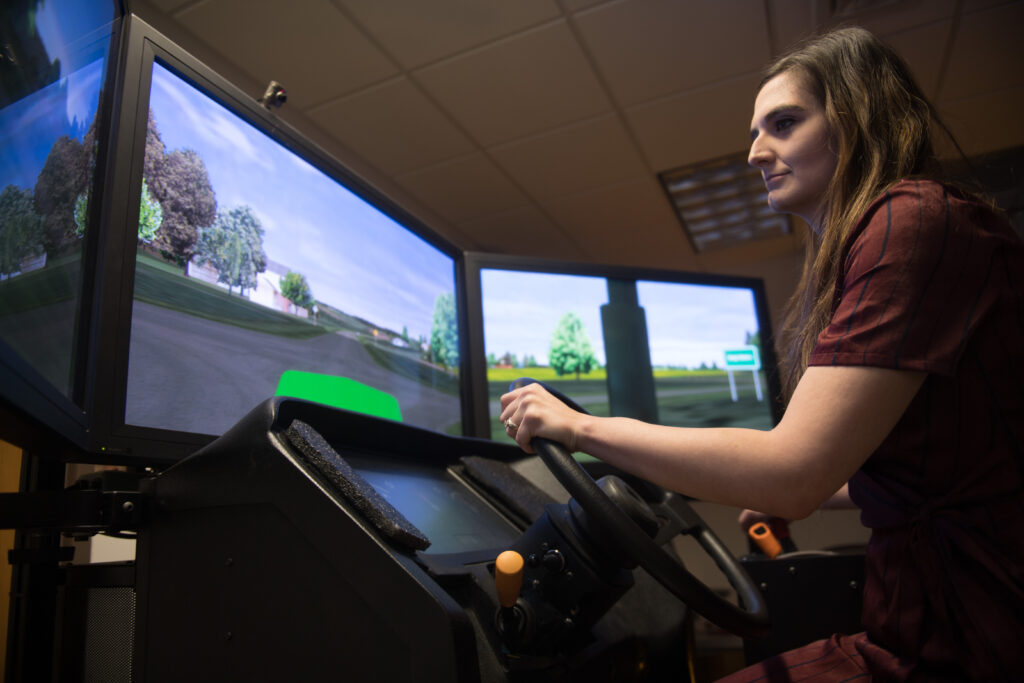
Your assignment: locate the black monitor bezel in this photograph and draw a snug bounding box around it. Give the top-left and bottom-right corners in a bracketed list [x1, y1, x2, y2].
[79, 14, 472, 466]
[461, 251, 784, 439]
[0, 2, 126, 458]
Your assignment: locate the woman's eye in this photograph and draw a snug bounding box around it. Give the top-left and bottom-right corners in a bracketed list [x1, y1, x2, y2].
[775, 117, 795, 132]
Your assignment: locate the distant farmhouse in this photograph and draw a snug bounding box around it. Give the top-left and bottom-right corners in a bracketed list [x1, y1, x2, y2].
[0, 253, 47, 281]
[188, 258, 309, 318]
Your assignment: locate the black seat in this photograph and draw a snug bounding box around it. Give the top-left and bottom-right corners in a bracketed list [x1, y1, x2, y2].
[740, 549, 866, 664]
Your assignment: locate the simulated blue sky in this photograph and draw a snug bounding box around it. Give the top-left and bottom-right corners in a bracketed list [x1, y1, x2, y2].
[0, 0, 115, 191]
[637, 280, 759, 368]
[482, 269, 760, 369]
[482, 271, 608, 365]
[147, 63, 456, 342]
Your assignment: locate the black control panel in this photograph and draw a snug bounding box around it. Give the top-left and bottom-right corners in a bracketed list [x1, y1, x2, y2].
[130, 397, 720, 682]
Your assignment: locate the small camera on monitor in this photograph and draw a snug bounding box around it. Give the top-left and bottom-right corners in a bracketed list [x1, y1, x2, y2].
[259, 81, 287, 109]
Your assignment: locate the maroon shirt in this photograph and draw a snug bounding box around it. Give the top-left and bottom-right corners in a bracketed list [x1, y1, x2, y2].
[809, 179, 1024, 680]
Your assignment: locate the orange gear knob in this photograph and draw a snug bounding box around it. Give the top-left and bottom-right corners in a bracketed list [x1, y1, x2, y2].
[495, 550, 525, 608]
[748, 521, 783, 559]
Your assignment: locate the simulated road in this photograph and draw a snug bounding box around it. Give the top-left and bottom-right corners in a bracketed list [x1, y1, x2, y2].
[126, 301, 462, 437]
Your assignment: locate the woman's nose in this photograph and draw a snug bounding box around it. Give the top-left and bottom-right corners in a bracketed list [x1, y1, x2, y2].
[748, 135, 771, 168]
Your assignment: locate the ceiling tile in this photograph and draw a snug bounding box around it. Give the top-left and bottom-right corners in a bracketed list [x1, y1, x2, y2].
[939, 2, 1024, 102]
[173, 0, 398, 108]
[815, 0, 957, 34]
[305, 78, 476, 176]
[960, 0, 1022, 11]
[395, 155, 529, 224]
[626, 73, 763, 172]
[457, 205, 582, 257]
[573, 0, 772, 107]
[144, 0, 1022, 288]
[884, 20, 953, 99]
[542, 178, 698, 269]
[697, 233, 803, 273]
[488, 115, 649, 201]
[337, 0, 562, 69]
[768, 0, 817, 53]
[149, 0, 193, 12]
[938, 85, 1024, 156]
[413, 20, 612, 147]
[562, 0, 614, 12]
[767, 1, 959, 63]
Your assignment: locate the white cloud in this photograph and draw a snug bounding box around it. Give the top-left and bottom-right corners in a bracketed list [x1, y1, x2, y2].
[152, 66, 274, 174]
[64, 61, 102, 132]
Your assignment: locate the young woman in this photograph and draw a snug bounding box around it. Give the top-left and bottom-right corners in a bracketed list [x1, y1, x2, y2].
[499, 27, 1024, 681]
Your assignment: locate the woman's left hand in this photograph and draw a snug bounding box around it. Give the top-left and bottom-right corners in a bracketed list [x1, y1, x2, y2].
[499, 383, 589, 454]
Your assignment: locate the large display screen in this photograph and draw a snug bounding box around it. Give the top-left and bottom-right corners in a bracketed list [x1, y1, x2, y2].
[635, 279, 772, 426]
[122, 62, 463, 439]
[476, 265, 778, 441]
[0, 0, 119, 405]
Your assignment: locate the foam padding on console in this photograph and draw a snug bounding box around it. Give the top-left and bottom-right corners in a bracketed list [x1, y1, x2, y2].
[459, 455, 557, 523]
[284, 419, 430, 551]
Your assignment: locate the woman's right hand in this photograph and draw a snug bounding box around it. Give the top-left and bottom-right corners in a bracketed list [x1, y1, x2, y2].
[499, 382, 590, 454]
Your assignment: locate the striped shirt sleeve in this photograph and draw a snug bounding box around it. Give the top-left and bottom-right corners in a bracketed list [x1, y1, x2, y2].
[810, 180, 998, 376]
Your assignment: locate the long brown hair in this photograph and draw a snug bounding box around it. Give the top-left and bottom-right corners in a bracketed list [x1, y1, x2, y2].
[766, 27, 954, 401]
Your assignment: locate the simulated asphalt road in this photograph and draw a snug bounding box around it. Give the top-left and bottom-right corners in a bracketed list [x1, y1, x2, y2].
[125, 301, 461, 437]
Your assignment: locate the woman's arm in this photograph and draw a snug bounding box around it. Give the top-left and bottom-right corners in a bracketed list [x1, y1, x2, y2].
[819, 482, 855, 510]
[738, 483, 855, 534]
[500, 365, 924, 520]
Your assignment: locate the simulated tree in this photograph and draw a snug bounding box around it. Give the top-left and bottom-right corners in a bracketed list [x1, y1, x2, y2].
[193, 205, 267, 296]
[136, 179, 163, 243]
[549, 312, 598, 380]
[429, 292, 459, 370]
[74, 178, 162, 243]
[280, 270, 314, 314]
[32, 135, 89, 254]
[0, 185, 45, 276]
[32, 114, 103, 254]
[142, 110, 217, 266]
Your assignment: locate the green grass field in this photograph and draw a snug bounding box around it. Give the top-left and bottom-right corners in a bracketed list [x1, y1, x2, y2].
[360, 337, 460, 396]
[0, 252, 85, 395]
[486, 366, 774, 442]
[0, 251, 82, 316]
[486, 366, 606, 383]
[486, 366, 731, 384]
[134, 253, 335, 339]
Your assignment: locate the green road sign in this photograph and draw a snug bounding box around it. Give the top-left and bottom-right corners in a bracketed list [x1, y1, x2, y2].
[724, 346, 761, 370]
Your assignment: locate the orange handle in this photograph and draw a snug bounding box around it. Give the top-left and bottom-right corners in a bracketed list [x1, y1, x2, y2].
[495, 550, 525, 608]
[748, 521, 783, 559]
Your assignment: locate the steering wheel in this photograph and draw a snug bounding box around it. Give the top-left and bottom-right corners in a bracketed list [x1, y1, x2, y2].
[511, 378, 770, 639]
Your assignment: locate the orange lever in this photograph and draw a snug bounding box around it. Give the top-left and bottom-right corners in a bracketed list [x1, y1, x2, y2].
[495, 550, 525, 608]
[748, 521, 783, 559]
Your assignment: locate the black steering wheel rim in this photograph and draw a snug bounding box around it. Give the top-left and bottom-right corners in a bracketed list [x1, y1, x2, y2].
[513, 379, 770, 639]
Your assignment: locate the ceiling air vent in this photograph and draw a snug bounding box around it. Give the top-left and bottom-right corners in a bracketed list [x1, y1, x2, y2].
[659, 154, 791, 253]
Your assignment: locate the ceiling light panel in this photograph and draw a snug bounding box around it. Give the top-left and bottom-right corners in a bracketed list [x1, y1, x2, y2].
[660, 154, 791, 252]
